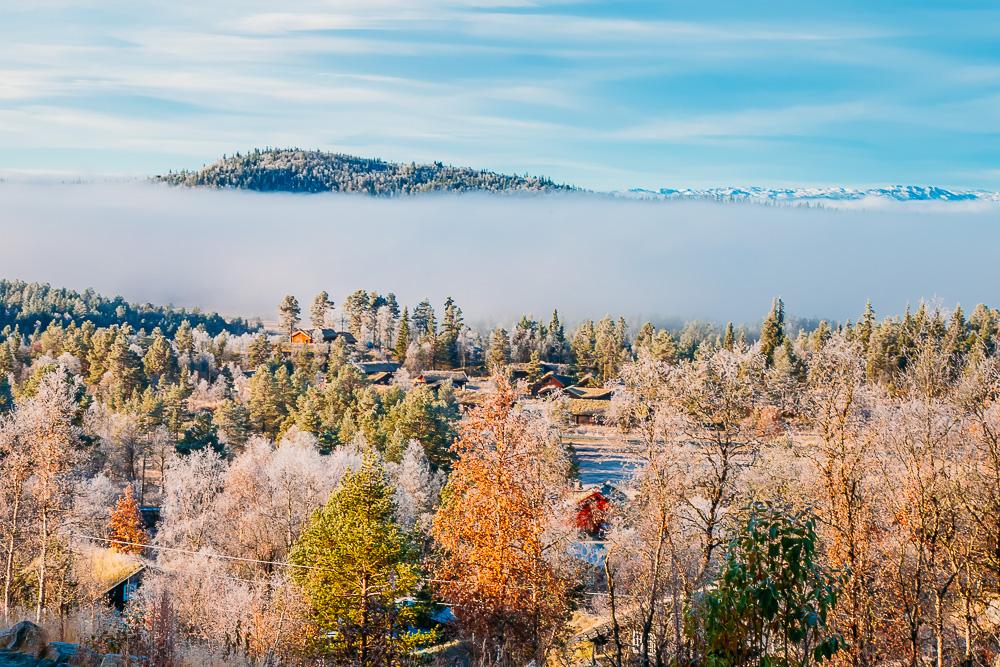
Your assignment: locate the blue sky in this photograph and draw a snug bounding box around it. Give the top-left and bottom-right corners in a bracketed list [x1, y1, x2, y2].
[1, 0, 998, 190]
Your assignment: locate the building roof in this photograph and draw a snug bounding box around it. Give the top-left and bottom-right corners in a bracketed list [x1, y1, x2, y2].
[530, 371, 576, 395]
[567, 398, 611, 416]
[569, 481, 627, 507]
[416, 370, 469, 386]
[355, 361, 401, 375]
[565, 386, 614, 400]
[368, 371, 393, 384]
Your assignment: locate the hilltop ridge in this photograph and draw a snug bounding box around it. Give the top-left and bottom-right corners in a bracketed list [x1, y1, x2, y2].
[156, 148, 576, 196]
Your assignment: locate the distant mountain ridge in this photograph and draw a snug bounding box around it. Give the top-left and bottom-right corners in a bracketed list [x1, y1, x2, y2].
[624, 185, 1000, 204]
[155, 148, 998, 204]
[156, 148, 576, 195]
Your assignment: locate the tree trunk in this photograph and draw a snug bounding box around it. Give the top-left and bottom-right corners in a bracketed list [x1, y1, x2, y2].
[36, 509, 48, 622]
[3, 494, 21, 622]
[604, 556, 624, 667]
[640, 524, 666, 667]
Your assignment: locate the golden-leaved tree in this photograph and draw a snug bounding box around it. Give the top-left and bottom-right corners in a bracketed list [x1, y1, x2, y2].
[108, 483, 148, 555]
[432, 374, 574, 666]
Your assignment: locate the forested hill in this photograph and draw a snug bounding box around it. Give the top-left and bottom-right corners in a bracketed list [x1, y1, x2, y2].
[0, 279, 258, 336]
[155, 148, 577, 195]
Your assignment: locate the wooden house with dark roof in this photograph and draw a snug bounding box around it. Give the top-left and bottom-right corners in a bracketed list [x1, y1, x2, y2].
[356, 361, 401, 376]
[568, 398, 611, 425]
[414, 370, 469, 390]
[529, 371, 576, 396]
[290, 328, 357, 345]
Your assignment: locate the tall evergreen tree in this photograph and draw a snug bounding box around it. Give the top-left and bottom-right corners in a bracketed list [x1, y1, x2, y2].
[310, 291, 333, 329]
[487, 327, 511, 371]
[173, 319, 195, 359]
[290, 461, 428, 663]
[395, 308, 411, 363]
[722, 322, 735, 350]
[278, 295, 301, 338]
[759, 297, 786, 366]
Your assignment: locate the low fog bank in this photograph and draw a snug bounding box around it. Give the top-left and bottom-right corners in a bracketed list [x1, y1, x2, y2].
[1, 183, 997, 326]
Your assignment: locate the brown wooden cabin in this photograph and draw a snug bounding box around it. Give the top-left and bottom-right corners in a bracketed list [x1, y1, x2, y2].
[290, 329, 313, 344]
[568, 398, 611, 425]
[291, 328, 358, 345]
[529, 371, 576, 396]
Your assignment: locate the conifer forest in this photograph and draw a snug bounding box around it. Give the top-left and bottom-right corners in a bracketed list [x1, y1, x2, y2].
[2, 278, 1000, 666]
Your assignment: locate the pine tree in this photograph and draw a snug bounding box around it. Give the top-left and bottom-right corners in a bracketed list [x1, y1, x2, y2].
[107, 484, 148, 555]
[107, 333, 146, 405]
[651, 329, 678, 363]
[279, 295, 301, 338]
[290, 461, 429, 662]
[173, 320, 194, 359]
[177, 411, 222, 455]
[759, 297, 786, 366]
[214, 399, 251, 449]
[247, 333, 272, 368]
[142, 328, 177, 387]
[310, 291, 333, 329]
[635, 322, 655, 354]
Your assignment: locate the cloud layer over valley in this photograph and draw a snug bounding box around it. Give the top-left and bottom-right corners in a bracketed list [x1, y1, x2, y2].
[2, 183, 997, 326]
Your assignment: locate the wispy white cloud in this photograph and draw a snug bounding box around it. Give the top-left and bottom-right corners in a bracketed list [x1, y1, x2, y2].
[0, 1, 997, 189]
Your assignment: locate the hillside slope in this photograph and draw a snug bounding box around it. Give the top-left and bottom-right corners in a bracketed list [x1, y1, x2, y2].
[0, 279, 257, 336]
[156, 149, 576, 195]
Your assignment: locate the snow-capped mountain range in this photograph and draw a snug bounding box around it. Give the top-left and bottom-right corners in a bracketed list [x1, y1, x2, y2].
[624, 185, 1000, 205]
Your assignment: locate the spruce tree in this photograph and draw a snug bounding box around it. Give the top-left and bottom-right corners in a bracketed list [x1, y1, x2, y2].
[440, 297, 463, 369]
[546, 309, 567, 362]
[526, 350, 542, 382]
[395, 308, 411, 363]
[487, 327, 511, 372]
[722, 322, 735, 350]
[571, 320, 597, 373]
[759, 297, 786, 366]
[857, 300, 875, 353]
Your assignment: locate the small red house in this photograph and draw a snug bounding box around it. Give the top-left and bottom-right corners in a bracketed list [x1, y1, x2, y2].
[571, 482, 624, 537]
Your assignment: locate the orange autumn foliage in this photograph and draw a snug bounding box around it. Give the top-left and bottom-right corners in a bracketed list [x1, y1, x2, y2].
[107, 484, 148, 555]
[431, 374, 572, 664]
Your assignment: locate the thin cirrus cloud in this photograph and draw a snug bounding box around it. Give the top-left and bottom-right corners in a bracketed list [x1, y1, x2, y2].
[0, 1, 997, 190]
